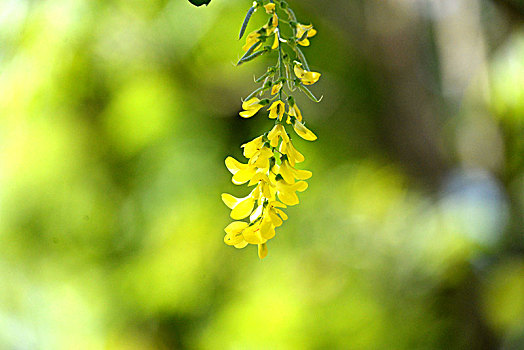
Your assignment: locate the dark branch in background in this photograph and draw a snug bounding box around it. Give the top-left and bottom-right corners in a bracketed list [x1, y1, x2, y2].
[491, 0, 524, 21]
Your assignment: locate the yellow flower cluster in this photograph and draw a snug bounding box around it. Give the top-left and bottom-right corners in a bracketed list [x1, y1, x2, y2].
[222, 0, 322, 259]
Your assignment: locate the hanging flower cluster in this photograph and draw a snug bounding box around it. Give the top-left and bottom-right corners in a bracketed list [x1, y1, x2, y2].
[222, 0, 322, 259]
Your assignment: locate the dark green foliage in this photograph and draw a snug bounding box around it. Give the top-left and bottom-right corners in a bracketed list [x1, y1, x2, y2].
[188, 0, 211, 7]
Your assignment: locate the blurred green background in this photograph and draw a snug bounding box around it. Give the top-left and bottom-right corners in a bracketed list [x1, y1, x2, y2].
[1, 0, 523, 349]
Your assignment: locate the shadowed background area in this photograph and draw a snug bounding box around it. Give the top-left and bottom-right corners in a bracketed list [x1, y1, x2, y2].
[0, 0, 523, 349]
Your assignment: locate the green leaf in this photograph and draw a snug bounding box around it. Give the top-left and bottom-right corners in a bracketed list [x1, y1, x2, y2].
[188, 0, 211, 7]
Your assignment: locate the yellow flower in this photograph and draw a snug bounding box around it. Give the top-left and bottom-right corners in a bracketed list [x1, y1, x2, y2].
[243, 30, 261, 51]
[279, 140, 304, 166]
[267, 124, 290, 147]
[296, 23, 317, 46]
[240, 97, 264, 118]
[278, 159, 312, 184]
[225, 156, 246, 174]
[288, 102, 302, 123]
[271, 33, 279, 50]
[248, 146, 273, 169]
[242, 220, 266, 244]
[225, 156, 257, 184]
[241, 135, 264, 158]
[264, 201, 288, 227]
[250, 174, 275, 199]
[222, 192, 256, 220]
[275, 178, 309, 206]
[293, 120, 317, 141]
[264, 14, 279, 35]
[223, 2, 321, 259]
[224, 221, 249, 247]
[223, 220, 271, 258]
[271, 81, 283, 95]
[294, 63, 321, 85]
[258, 243, 268, 259]
[268, 100, 285, 121]
[264, 3, 276, 14]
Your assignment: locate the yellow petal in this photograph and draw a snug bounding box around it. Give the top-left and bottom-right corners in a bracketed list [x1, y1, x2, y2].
[224, 221, 249, 246]
[275, 208, 288, 220]
[234, 241, 248, 249]
[288, 142, 305, 163]
[294, 65, 306, 79]
[258, 243, 268, 259]
[232, 167, 257, 184]
[243, 224, 265, 244]
[224, 221, 249, 234]
[271, 82, 282, 95]
[240, 106, 262, 118]
[268, 209, 283, 227]
[225, 156, 247, 175]
[264, 3, 275, 13]
[252, 155, 269, 170]
[271, 201, 287, 208]
[221, 193, 239, 209]
[301, 71, 321, 85]
[230, 197, 255, 220]
[271, 34, 279, 50]
[272, 14, 278, 27]
[268, 124, 287, 147]
[241, 136, 263, 158]
[258, 147, 274, 160]
[224, 233, 244, 246]
[277, 191, 299, 206]
[293, 181, 309, 192]
[248, 172, 269, 186]
[242, 97, 261, 110]
[262, 181, 273, 199]
[280, 141, 305, 166]
[298, 38, 310, 46]
[293, 121, 317, 141]
[288, 104, 303, 122]
[260, 220, 275, 240]
[292, 168, 312, 180]
[295, 23, 316, 46]
[224, 224, 249, 246]
[279, 160, 295, 184]
[296, 24, 312, 38]
[268, 100, 284, 120]
[243, 32, 260, 51]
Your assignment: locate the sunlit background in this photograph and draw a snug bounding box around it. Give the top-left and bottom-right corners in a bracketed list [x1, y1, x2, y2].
[0, 0, 523, 348]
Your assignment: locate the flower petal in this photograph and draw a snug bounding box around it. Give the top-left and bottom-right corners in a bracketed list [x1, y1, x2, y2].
[241, 136, 263, 158]
[243, 224, 265, 244]
[279, 160, 296, 184]
[258, 243, 268, 259]
[277, 191, 299, 206]
[224, 221, 249, 234]
[293, 181, 309, 192]
[268, 209, 283, 227]
[221, 193, 239, 209]
[301, 71, 321, 85]
[234, 241, 248, 249]
[293, 120, 317, 141]
[225, 156, 247, 175]
[240, 108, 260, 118]
[293, 168, 312, 180]
[230, 197, 255, 220]
[232, 167, 257, 184]
[242, 97, 259, 109]
[260, 220, 275, 240]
